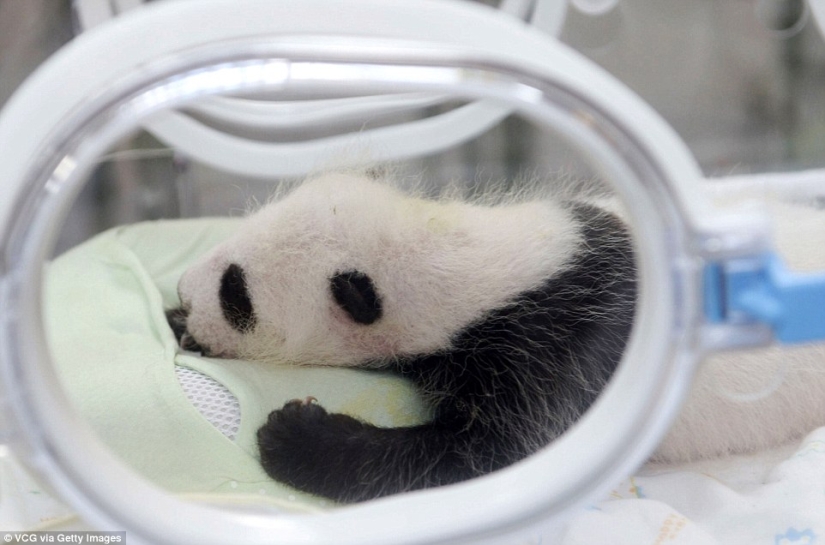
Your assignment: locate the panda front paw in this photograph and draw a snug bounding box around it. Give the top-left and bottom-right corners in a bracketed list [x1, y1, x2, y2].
[257, 398, 371, 501]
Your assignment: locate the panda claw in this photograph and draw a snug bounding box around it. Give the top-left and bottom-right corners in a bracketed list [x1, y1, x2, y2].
[285, 396, 318, 407]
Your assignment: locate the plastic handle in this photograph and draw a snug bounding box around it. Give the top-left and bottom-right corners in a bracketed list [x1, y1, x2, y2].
[145, 100, 512, 178]
[705, 253, 825, 344]
[188, 93, 448, 132]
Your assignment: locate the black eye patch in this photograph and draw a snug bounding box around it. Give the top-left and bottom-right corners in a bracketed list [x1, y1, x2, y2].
[330, 270, 382, 325]
[220, 263, 256, 333]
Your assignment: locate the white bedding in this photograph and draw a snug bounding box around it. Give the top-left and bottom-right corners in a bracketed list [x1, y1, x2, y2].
[563, 429, 823, 544]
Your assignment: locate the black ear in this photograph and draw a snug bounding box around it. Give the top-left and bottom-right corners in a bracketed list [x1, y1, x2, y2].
[330, 270, 383, 325]
[220, 263, 256, 333]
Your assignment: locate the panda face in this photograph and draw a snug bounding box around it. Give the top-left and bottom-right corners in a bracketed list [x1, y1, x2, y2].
[172, 173, 581, 366]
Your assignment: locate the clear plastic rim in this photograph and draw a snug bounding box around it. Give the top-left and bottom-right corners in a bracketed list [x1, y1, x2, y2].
[0, 41, 701, 545]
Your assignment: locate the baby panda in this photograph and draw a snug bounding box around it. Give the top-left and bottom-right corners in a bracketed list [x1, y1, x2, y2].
[167, 171, 635, 502]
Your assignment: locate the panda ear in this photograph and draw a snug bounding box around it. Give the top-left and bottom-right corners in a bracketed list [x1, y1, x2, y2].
[329, 270, 383, 325]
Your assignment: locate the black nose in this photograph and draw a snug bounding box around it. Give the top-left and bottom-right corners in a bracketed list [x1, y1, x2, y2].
[220, 263, 257, 333]
[166, 307, 210, 353]
[166, 307, 189, 343]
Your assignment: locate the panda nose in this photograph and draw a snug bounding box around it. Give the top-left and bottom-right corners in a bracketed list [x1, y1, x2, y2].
[219, 263, 257, 333]
[165, 307, 189, 343]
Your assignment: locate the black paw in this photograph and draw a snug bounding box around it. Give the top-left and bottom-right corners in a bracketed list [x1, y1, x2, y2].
[257, 399, 476, 502]
[257, 398, 369, 501]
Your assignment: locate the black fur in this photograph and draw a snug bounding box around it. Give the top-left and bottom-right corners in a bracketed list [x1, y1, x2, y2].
[219, 263, 256, 333]
[330, 270, 383, 325]
[257, 205, 636, 503]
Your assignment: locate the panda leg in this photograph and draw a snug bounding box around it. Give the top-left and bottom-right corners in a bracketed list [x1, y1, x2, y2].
[257, 399, 478, 503]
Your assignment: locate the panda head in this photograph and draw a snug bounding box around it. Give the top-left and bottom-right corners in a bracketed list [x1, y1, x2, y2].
[169, 172, 581, 366]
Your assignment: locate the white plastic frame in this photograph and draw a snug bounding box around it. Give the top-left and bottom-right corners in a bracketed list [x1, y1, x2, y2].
[0, 1, 770, 544]
[70, 0, 567, 178]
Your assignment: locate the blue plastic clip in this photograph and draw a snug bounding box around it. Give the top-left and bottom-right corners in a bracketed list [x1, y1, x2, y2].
[704, 253, 825, 344]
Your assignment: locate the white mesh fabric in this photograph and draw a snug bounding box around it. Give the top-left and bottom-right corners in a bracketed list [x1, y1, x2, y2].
[175, 366, 241, 441]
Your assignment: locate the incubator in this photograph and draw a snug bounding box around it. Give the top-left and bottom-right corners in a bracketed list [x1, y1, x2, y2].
[0, 0, 823, 543]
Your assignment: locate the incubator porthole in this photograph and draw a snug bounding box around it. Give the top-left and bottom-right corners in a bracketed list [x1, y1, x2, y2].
[43, 87, 645, 510]
[16, 62, 679, 541]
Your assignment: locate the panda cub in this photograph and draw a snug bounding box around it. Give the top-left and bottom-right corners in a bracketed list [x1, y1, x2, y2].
[167, 171, 635, 503]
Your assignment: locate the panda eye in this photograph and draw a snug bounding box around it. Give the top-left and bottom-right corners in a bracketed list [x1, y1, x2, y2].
[220, 263, 256, 333]
[330, 270, 383, 325]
